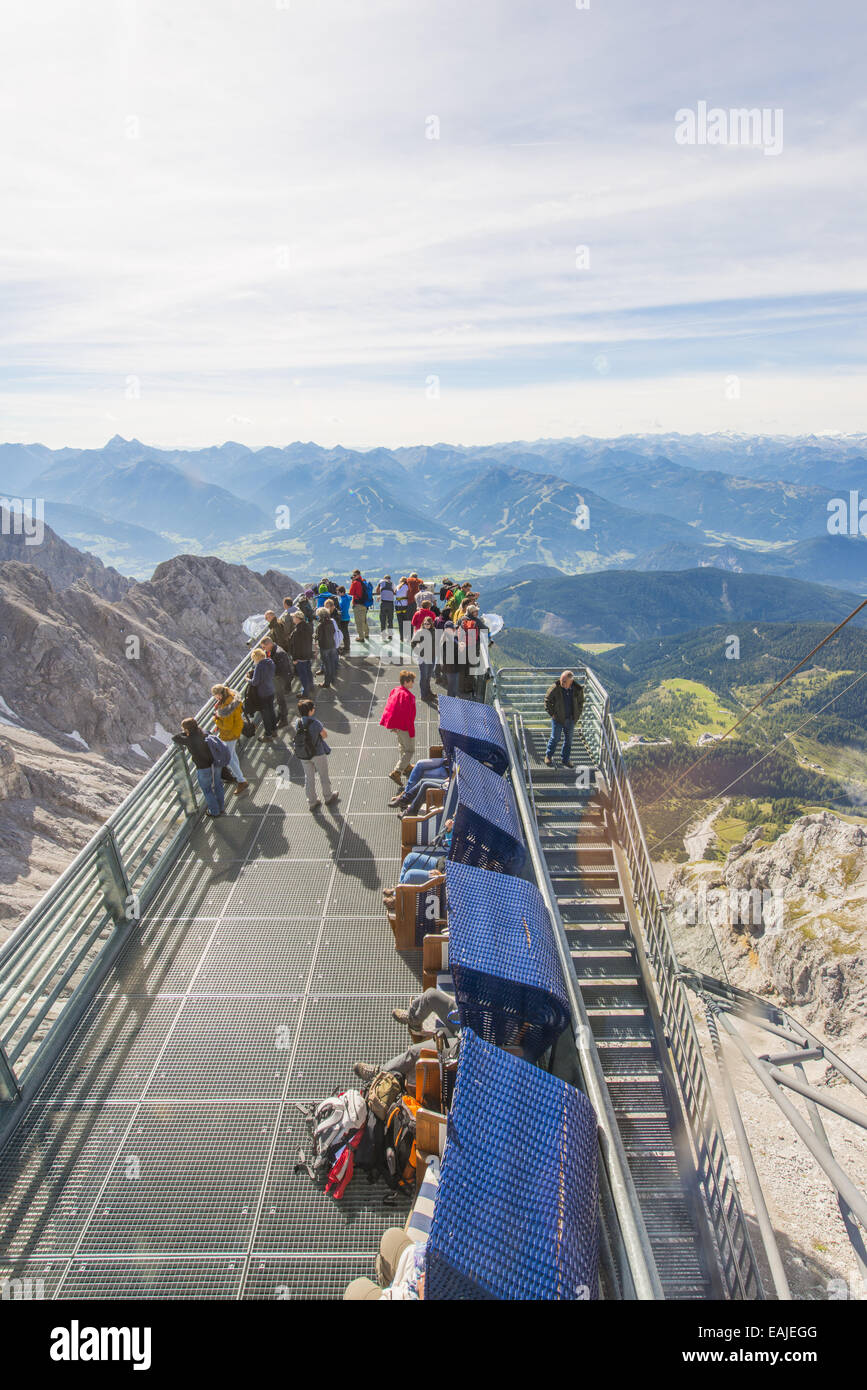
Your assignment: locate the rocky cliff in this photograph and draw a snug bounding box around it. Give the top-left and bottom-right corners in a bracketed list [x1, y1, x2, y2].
[0, 553, 299, 757]
[666, 812, 867, 1041]
[0, 540, 300, 931]
[1, 504, 132, 600]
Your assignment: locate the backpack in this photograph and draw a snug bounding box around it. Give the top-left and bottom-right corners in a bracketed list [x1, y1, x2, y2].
[324, 1127, 365, 1201]
[365, 1069, 404, 1122]
[205, 733, 231, 768]
[382, 1095, 419, 1191]
[362, 579, 374, 607]
[293, 717, 317, 761]
[311, 1090, 368, 1175]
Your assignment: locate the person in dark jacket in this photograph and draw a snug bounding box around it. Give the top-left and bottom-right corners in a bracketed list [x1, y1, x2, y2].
[440, 620, 462, 698]
[411, 615, 437, 703]
[262, 637, 293, 726]
[323, 598, 343, 667]
[377, 575, 395, 636]
[265, 609, 291, 653]
[315, 609, 338, 689]
[295, 590, 315, 623]
[250, 647, 278, 739]
[287, 611, 315, 697]
[172, 717, 225, 817]
[544, 671, 584, 768]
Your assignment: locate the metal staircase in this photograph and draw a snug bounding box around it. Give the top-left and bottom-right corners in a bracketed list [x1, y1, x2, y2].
[494, 667, 745, 1299]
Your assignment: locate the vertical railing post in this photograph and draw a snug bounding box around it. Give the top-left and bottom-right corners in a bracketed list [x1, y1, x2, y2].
[172, 743, 198, 815]
[96, 827, 131, 925]
[0, 1041, 19, 1103]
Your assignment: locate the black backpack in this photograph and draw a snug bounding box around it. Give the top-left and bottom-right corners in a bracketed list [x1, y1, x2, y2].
[293, 718, 317, 761]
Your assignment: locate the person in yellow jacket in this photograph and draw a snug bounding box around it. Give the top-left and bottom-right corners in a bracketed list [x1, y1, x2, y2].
[211, 685, 249, 797]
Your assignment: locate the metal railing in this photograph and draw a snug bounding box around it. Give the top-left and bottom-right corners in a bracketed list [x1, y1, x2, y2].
[594, 698, 764, 1299]
[492, 662, 766, 1298]
[490, 663, 607, 764]
[490, 669, 664, 1300]
[0, 639, 262, 1141]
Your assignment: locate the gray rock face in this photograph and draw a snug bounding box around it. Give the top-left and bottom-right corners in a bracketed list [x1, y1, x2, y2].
[0, 554, 300, 755]
[126, 554, 299, 673]
[667, 812, 867, 1041]
[0, 548, 300, 930]
[0, 506, 132, 600]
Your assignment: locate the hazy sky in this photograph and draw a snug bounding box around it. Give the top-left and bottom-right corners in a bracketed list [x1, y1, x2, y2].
[1, 0, 865, 448]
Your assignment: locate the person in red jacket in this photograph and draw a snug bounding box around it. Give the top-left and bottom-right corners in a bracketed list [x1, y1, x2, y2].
[380, 669, 417, 784]
[411, 597, 436, 630]
[348, 569, 370, 645]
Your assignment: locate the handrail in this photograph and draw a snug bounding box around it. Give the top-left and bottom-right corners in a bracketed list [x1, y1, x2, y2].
[0, 629, 266, 1133]
[491, 673, 665, 1301]
[514, 712, 538, 822]
[595, 705, 765, 1299]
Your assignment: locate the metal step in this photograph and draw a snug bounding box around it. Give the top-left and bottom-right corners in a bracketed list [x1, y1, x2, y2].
[544, 839, 614, 861]
[580, 983, 648, 1011]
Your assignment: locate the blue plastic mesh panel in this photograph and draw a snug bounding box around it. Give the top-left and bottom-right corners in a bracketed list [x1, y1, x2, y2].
[425, 1029, 599, 1301]
[445, 861, 570, 1060]
[450, 751, 526, 873]
[437, 695, 508, 775]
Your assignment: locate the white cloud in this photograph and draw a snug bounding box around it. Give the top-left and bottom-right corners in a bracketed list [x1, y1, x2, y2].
[0, 0, 865, 444]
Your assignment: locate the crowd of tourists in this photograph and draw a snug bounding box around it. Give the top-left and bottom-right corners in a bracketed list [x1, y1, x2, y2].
[171, 571, 491, 818]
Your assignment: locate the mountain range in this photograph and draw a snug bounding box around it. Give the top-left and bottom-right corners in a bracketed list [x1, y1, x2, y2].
[3, 433, 866, 588]
[484, 565, 867, 644]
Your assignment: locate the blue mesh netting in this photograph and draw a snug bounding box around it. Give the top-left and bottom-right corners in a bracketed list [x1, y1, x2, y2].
[425, 1028, 599, 1300]
[444, 861, 570, 1060]
[450, 751, 526, 874]
[437, 695, 508, 776]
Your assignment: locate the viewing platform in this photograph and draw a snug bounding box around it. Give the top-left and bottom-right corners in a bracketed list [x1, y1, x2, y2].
[1, 626, 865, 1301]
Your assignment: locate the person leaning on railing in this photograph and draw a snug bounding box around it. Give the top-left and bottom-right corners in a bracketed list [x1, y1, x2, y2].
[172, 717, 225, 818]
[210, 685, 249, 798]
[249, 646, 279, 740]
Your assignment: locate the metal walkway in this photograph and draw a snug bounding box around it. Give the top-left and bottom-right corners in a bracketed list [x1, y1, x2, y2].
[0, 637, 440, 1299]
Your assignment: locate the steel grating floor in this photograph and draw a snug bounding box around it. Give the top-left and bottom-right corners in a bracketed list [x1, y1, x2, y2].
[0, 636, 445, 1299]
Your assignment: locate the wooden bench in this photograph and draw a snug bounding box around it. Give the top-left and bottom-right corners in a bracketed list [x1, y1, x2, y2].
[413, 1045, 451, 1185]
[387, 874, 446, 950]
[422, 931, 449, 991]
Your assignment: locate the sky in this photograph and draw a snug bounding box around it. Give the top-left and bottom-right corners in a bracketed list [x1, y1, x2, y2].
[0, 0, 865, 449]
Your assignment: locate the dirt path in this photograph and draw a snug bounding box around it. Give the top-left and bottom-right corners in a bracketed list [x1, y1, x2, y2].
[684, 799, 727, 859]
